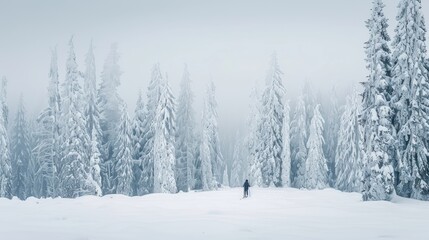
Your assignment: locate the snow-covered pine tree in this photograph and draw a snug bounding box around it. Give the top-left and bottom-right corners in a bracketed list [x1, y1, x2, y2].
[32, 49, 61, 198]
[202, 81, 224, 188]
[305, 105, 328, 189]
[131, 91, 145, 195]
[247, 86, 263, 187]
[281, 101, 292, 187]
[84, 42, 102, 141]
[84, 42, 102, 196]
[25, 118, 38, 198]
[175, 65, 196, 192]
[254, 54, 286, 187]
[391, 0, 429, 200]
[199, 114, 214, 191]
[114, 104, 133, 196]
[320, 88, 341, 186]
[290, 96, 307, 188]
[11, 96, 32, 200]
[361, 0, 395, 201]
[0, 87, 11, 198]
[193, 138, 203, 190]
[89, 130, 102, 196]
[139, 64, 163, 195]
[335, 92, 364, 193]
[98, 43, 123, 195]
[58, 37, 93, 198]
[0, 77, 8, 128]
[153, 75, 177, 194]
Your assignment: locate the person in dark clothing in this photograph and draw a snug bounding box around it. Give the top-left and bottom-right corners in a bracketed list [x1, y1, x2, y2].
[243, 179, 250, 198]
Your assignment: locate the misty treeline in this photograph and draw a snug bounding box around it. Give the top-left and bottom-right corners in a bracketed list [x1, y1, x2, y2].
[0, 0, 429, 201]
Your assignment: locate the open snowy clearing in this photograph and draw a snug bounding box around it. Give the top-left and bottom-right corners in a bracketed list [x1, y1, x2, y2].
[0, 188, 428, 240]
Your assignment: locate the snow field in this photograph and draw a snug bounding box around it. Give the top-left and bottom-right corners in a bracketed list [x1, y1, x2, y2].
[1, 187, 428, 240]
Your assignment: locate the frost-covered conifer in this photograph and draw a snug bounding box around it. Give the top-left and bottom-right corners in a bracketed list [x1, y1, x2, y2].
[281, 101, 291, 187]
[131, 91, 145, 195]
[59, 38, 92, 198]
[199, 82, 224, 191]
[200, 119, 214, 191]
[305, 105, 328, 189]
[98, 44, 123, 194]
[192, 139, 203, 190]
[89, 130, 102, 196]
[361, 0, 395, 201]
[0, 89, 11, 198]
[84, 42, 102, 142]
[153, 76, 177, 194]
[247, 86, 263, 187]
[320, 88, 340, 186]
[336, 92, 363, 193]
[254, 54, 286, 187]
[206, 82, 224, 186]
[391, 0, 429, 200]
[33, 49, 61, 198]
[139, 64, 163, 195]
[175, 65, 196, 192]
[11, 96, 31, 200]
[290, 97, 307, 188]
[25, 119, 38, 198]
[114, 104, 133, 196]
[84, 42, 102, 196]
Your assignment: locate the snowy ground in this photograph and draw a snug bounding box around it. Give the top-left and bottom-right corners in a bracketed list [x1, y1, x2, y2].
[0, 188, 428, 240]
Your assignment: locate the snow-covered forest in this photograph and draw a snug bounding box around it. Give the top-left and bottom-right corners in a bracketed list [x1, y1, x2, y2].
[0, 0, 429, 202]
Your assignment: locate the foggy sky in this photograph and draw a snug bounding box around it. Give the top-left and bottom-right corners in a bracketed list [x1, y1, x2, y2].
[0, 0, 427, 152]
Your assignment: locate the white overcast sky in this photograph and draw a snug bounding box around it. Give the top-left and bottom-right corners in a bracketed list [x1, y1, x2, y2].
[0, 0, 428, 140]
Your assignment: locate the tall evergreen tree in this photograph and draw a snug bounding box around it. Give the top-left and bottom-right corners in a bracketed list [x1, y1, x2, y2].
[153, 76, 177, 194]
[321, 88, 341, 186]
[200, 104, 214, 191]
[305, 105, 328, 189]
[336, 92, 364, 193]
[139, 64, 163, 195]
[131, 91, 145, 195]
[203, 82, 224, 188]
[98, 44, 123, 195]
[290, 96, 307, 188]
[58, 38, 92, 198]
[114, 104, 133, 196]
[89, 130, 102, 196]
[175, 65, 196, 192]
[361, 0, 395, 201]
[247, 86, 263, 187]
[281, 101, 292, 187]
[11, 96, 32, 200]
[84, 42, 102, 141]
[192, 138, 203, 190]
[25, 119, 38, 198]
[33, 49, 61, 198]
[84, 42, 103, 196]
[0, 85, 11, 198]
[391, 0, 429, 200]
[254, 54, 286, 187]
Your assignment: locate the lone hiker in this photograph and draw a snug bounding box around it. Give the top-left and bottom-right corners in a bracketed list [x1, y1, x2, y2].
[243, 179, 250, 198]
